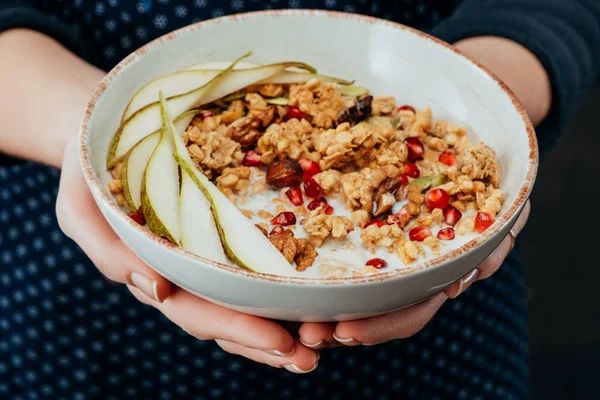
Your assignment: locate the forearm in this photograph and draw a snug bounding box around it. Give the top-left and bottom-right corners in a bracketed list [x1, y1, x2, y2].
[0, 29, 104, 168]
[454, 36, 552, 126]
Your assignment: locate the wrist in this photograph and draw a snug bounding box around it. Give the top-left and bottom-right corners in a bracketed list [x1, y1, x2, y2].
[454, 36, 552, 126]
[0, 29, 104, 167]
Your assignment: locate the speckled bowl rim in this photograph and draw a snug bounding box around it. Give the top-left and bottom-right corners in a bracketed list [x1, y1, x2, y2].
[79, 9, 538, 286]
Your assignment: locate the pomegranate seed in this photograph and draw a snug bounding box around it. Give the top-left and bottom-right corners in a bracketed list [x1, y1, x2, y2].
[201, 110, 213, 119]
[284, 106, 309, 122]
[425, 188, 450, 209]
[366, 258, 388, 269]
[398, 174, 409, 186]
[404, 163, 420, 178]
[396, 105, 416, 114]
[443, 205, 462, 226]
[303, 178, 324, 199]
[437, 227, 456, 241]
[439, 151, 457, 166]
[307, 198, 333, 215]
[474, 212, 495, 233]
[409, 226, 432, 242]
[285, 185, 304, 206]
[405, 137, 425, 161]
[271, 212, 296, 226]
[242, 150, 262, 167]
[298, 159, 321, 180]
[269, 226, 285, 236]
[363, 219, 386, 229]
[128, 212, 146, 225]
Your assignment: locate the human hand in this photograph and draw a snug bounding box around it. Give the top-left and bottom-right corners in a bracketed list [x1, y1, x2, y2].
[297, 201, 531, 348]
[56, 135, 319, 373]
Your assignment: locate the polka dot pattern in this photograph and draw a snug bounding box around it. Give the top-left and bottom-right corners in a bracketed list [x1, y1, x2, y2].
[2, 1, 527, 398]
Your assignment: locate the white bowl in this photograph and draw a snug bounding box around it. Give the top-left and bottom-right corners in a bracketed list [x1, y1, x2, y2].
[79, 10, 537, 322]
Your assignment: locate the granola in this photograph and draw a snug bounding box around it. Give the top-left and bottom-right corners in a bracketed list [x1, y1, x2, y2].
[109, 75, 504, 277]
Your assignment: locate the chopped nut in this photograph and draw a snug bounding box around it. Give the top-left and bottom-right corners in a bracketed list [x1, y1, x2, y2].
[295, 238, 318, 271]
[373, 192, 396, 217]
[227, 107, 275, 147]
[266, 159, 303, 188]
[268, 229, 298, 263]
[351, 210, 371, 227]
[407, 192, 425, 205]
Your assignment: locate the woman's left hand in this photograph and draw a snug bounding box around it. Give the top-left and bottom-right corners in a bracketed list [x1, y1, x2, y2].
[297, 200, 530, 348]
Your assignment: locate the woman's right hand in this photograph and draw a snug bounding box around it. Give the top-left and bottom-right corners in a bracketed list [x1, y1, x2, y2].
[56, 135, 320, 373]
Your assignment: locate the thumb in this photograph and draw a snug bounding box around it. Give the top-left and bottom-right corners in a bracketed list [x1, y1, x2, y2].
[56, 136, 171, 302]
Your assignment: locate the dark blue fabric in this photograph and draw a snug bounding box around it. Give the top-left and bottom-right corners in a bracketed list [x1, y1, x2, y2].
[2, 0, 597, 398]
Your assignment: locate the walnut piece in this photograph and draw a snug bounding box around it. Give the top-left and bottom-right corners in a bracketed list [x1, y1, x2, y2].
[268, 229, 298, 263]
[295, 239, 318, 271]
[227, 107, 275, 147]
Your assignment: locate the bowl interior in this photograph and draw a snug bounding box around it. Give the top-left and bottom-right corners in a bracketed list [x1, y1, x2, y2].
[82, 10, 537, 282]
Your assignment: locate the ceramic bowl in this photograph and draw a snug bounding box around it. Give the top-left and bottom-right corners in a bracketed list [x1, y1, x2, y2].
[79, 10, 537, 322]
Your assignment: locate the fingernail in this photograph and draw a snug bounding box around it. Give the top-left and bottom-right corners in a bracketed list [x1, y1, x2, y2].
[283, 363, 318, 374]
[333, 333, 360, 345]
[299, 338, 324, 349]
[264, 347, 295, 357]
[448, 269, 479, 299]
[130, 272, 163, 303]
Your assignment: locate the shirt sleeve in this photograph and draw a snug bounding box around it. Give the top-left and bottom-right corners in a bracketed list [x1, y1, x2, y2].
[431, 0, 600, 152]
[0, 0, 86, 57]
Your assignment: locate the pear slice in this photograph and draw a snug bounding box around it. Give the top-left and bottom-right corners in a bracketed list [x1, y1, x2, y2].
[180, 171, 228, 263]
[107, 54, 316, 168]
[122, 70, 221, 121]
[257, 71, 353, 85]
[159, 93, 301, 276]
[183, 61, 259, 71]
[122, 109, 198, 211]
[140, 100, 181, 244]
[121, 132, 160, 211]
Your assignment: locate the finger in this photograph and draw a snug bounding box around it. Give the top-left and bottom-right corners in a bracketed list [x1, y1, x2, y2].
[127, 285, 296, 355]
[298, 322, 337, 349]
[333, 293, 447, 346]
[216, 338, 320, 373]
[445, 199, 532, 297]
[56, 136, 171, 302]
